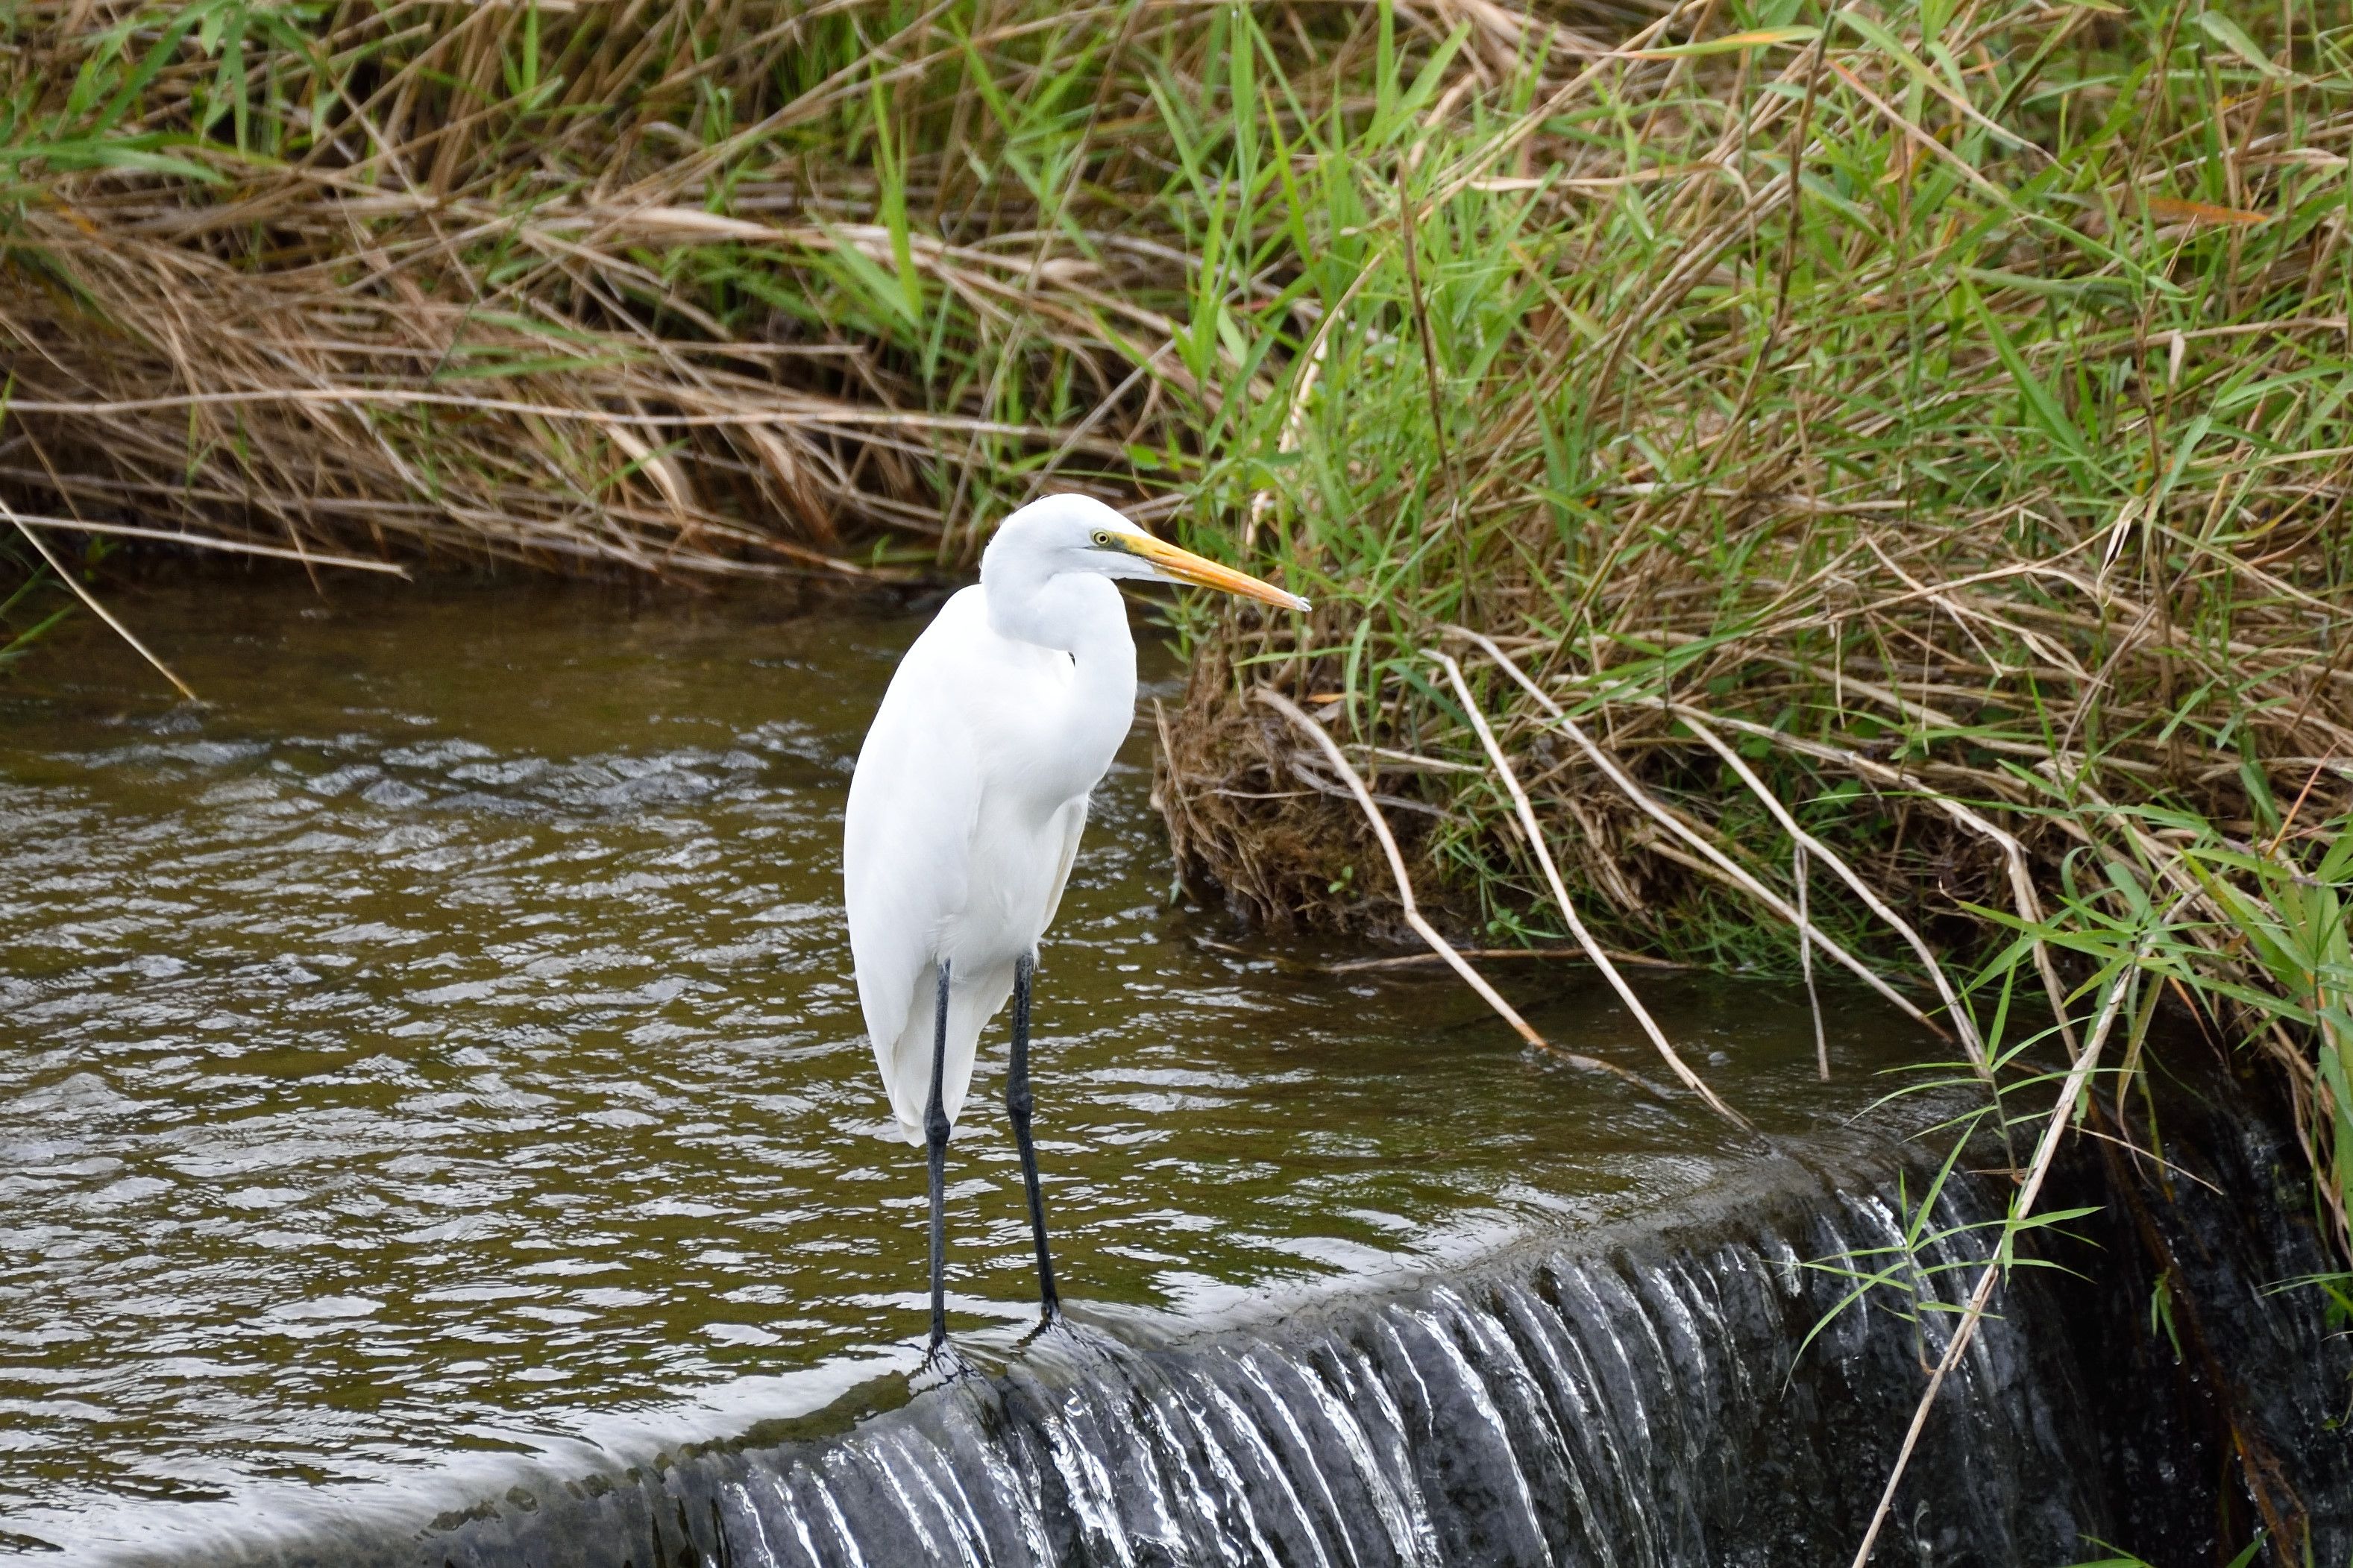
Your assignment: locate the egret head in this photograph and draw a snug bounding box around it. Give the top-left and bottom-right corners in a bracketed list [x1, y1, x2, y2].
[988, 494, 1310, 614]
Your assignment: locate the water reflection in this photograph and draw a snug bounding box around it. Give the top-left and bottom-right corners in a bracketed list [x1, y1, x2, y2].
[0, 578, 1934, 1546]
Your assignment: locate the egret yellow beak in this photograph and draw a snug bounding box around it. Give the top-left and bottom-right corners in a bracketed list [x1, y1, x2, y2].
[1122, 533, 1310, 613]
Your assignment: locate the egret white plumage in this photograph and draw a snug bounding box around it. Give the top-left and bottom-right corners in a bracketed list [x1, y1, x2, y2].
[844, 494, 1308, 1352]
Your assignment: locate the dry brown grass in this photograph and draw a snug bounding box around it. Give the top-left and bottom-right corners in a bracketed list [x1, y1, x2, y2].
[0, 1, 1253, 578]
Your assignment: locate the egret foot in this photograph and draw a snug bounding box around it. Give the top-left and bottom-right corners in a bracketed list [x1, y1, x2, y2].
[1016, 1306, 1074, 1353]
[908, 1338, 982, 1395]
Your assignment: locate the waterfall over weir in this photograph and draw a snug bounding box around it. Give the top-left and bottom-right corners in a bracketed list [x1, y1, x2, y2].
[522, 1162, 2080, 1568]
[169, 1087, 2349, 1568]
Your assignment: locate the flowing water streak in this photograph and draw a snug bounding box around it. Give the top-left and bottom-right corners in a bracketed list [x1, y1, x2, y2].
[393, 1095, 2353, 1568]
[357, 1146, 2110, 1568]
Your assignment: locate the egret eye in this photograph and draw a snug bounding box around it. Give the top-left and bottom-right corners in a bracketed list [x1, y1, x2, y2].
[1092, 530, 1113, 547]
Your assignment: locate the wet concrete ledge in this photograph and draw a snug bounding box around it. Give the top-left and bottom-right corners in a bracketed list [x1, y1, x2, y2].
[106, 1088, 2353, 1568]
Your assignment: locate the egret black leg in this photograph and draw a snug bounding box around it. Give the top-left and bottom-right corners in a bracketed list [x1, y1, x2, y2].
[925, 958, 952, 1351]
[1007, 952, 1060, 1321]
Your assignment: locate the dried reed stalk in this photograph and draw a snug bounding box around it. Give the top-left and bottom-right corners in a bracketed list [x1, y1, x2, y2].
[1433, 650, 1748, 1127]
[1256, 684, 1667, 1099]
[1453, 629, 1956, 1044]
[1668, 705, 1989, 1075]
[4, 499, 193, 700]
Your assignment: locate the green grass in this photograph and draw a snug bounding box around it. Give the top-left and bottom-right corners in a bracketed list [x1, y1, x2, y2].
[0, 537, 72, 672]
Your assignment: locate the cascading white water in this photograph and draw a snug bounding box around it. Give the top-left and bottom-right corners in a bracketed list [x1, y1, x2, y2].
[297, 1104, 2346, 1568]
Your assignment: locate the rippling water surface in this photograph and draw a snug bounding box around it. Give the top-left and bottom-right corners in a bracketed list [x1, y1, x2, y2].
[0, 579, 1935, 1554]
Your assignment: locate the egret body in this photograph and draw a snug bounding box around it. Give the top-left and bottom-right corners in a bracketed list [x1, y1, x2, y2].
[843, 494, 1307, 1350]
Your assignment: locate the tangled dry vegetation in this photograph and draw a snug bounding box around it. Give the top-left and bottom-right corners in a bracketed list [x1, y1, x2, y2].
[1130, 0, 2353, 1295]
[0, 0, 1237, 576]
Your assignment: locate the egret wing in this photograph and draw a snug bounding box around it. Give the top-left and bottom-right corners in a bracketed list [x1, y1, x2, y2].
[1037, 796, 1089, 936]
[842, 620, 982, 1088]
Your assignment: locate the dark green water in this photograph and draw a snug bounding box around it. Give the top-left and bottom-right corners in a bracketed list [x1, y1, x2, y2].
[0, 579, 1938, 1557]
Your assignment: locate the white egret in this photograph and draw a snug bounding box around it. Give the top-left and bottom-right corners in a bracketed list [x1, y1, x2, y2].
[844, 493, 1308, 1352]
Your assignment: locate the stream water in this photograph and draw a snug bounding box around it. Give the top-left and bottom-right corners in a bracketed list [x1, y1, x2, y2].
[2, 579, 2344, 1567]
[1, 579, 1952, 1561]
